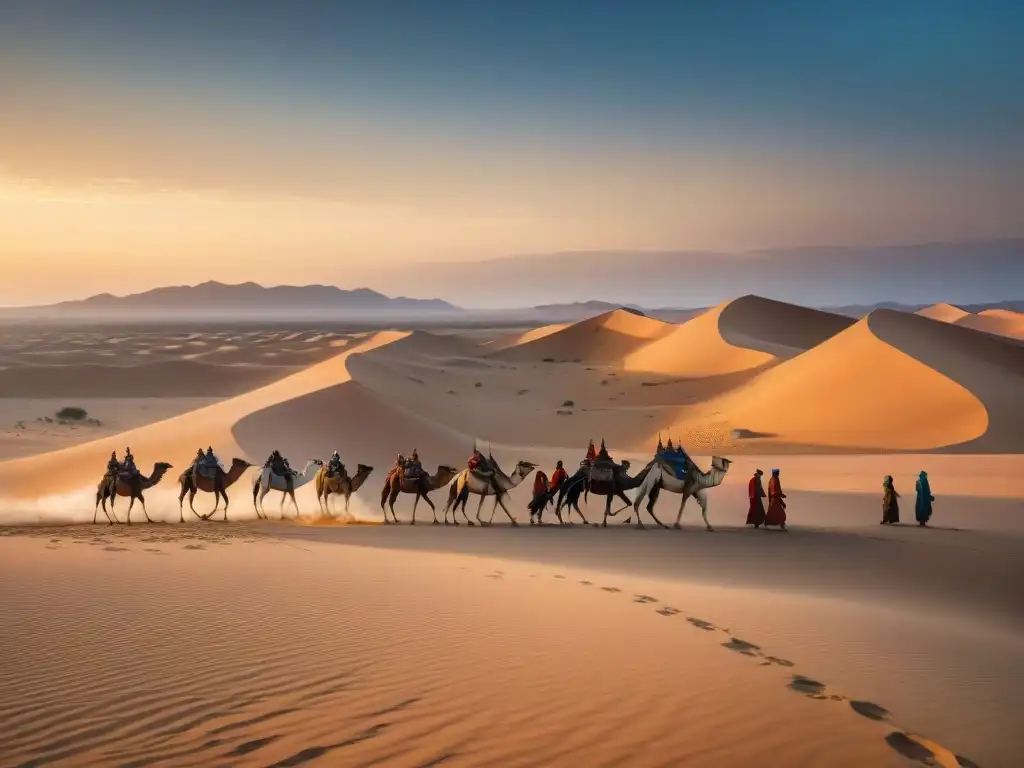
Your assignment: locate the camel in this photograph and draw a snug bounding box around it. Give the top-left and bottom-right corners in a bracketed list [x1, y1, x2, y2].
[379, 464, 459, 525]
[315, 463, 374, 517]
[555, 457, 652, 527]
[94, 462, 174, 525]
[177, 458, 254, 522]
[442, 456, 537, 526]
[251, 459, 323, 519]
[631, 453, 733, 531]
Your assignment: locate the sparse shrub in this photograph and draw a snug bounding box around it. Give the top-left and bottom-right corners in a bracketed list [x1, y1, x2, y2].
[561, 399, 575, 407]
[517, 389, 529, 395]
[474, 382, 482, 388]
[56, 406, 88, 421]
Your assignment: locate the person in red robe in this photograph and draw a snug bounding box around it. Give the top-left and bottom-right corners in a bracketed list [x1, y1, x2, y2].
[746, 469, 766, 528]
[550, 460, 569, 492]
[532, 470, 549, 497]
[585, 440, 597, 463]
[765, 468, 787, 529]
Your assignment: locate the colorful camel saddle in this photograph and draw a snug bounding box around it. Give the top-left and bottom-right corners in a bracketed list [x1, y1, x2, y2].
[655, 449, 690, 480]
[196, 460, 221, 479]
[589, 459, 617, 485]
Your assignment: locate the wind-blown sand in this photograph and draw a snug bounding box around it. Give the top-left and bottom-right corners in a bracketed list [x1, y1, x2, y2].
[1, 298, 1022, 766]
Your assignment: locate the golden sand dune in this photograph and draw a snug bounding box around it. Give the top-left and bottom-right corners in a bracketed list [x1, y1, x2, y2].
[0, 359, 300, 398]
[715, 294, 856, 354]
[489, 309, 673, 362]
[915, 303, 971, 323]
[956, 308, 1024, 340]
[695, 310, 1024, 452]
[0, 332, 406, 499]
[484, 322, 569, 352]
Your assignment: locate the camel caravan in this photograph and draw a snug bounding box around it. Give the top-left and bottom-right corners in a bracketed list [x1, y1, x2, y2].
[94, 437, 734, 529]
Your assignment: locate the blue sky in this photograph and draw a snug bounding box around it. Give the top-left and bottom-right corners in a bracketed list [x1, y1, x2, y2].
[0, 0, 1021, 303]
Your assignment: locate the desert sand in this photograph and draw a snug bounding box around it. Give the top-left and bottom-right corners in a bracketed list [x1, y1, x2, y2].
[1, 297, 1022, 766]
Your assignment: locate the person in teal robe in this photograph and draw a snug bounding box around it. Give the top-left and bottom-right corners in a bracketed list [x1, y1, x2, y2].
[915, 470, 934, 526]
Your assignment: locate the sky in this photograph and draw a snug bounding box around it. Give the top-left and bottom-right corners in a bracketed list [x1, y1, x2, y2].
[1, 0, 1022, 305]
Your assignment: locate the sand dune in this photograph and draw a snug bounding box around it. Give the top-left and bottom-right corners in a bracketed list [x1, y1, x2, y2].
[715, 294, 856, 355]
[485, 322, 569, 352]
[915, 303, 970, 323]
[0, 332, 406, 502]
[489, 309, 673, 362]
[685, 309, 1024, 452]
[956, 309, 1024, 340]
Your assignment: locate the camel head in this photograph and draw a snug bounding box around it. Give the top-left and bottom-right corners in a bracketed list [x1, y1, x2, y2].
[513, 460, 537, 477]
[154, 462, 174, 471]
[230, 458, 254, 469]
[355, 464, 374, 477]
[710, 457, 732, 472]
[437, 464, 459, 476]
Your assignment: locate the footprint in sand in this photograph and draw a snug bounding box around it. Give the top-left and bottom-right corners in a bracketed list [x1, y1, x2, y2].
[102, 545, 129, 552]
[848, 700, 891, 722]
[656, 607, 681, 617]
[486, 573, 503, 580]
[722, 638, 761, 657]
[579, 580, 592, 586]
[552, 574, 566, 579]
[633, 594, 658, 604]
[686, 617, 717, 631]
[600, 586, 622, 593]
[787, 675, 838, 701]
[183, 543, 206, 551]
[763, 655, 796, 667]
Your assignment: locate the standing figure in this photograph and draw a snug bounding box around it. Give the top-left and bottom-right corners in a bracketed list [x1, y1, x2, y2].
[881, 475, 900, 524]
[746, 468, 766, 528]
[550, 460, 568, 493]
[528, 469, 550, 523]
[584, 439, 597, 464]
[915, 470, 933, 526]
[765, 468, 787, 530]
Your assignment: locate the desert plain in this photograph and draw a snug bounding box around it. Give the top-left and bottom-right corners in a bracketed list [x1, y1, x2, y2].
[1, 296, 1022, 767]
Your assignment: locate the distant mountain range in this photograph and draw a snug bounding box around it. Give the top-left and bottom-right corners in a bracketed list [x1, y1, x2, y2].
[364, 238, 1024, 309]
[1, 281, 460, 322]
[2, 241, 1023, 325]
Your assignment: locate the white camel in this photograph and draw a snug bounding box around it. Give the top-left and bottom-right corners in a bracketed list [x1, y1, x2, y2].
[442, 458, 537, 527]
[631, 456, 733, 530]
[251, 459, 324, 519]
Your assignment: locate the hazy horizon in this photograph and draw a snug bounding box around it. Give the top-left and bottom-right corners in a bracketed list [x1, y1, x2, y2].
[2, 1, 1022, 306]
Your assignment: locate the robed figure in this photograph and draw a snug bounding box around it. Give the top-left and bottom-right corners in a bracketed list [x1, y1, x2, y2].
[746, 469, 766, 527]
[765, 468, 787, 529]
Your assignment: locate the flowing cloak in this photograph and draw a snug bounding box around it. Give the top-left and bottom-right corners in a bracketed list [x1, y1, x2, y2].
[527, 470, 550, 514]
[882, 485, 900, 523]
[550, 467, 569, 490]
[585, 443, 597, 462]
[746, 475, 766, 526]
[915, 476, 933, 523]
[765, 475, 787, 526]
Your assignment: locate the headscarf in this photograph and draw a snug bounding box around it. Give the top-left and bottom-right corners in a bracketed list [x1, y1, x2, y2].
[755, 468, 763, 476]
[771, 468, 780, 475]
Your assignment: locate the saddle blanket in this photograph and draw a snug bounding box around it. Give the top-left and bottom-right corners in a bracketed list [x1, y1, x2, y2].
[656, 452, 689, 480]
[196, 464, 221, 479]
[589, 466, 615, 484]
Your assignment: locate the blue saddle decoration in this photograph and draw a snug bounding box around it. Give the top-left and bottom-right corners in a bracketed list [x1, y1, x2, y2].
[651, 448, 692, 479]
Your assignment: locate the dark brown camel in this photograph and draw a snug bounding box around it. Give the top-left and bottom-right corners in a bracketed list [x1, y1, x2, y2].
[94, 462, 174, 525]
[177, 458, 253, 522]
[379, 464, 459, 524]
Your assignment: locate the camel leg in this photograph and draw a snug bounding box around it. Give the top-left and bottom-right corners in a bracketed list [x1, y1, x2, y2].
[125, 496, 134, 526]
[674, 492, 691, 529]
[693, 488, 713, 531]
[189, 489, 204, 521]
[388, 489, 401, 524]
[290, 487, 300, 518]
[475, 493, 488, 526]
[421, 493, 437, 524]
[443, 486, 456, 525]
[494, 493, 518, 527]
[411, 493, 420, 525]
[572, 497, 589, 526]
[221, 488, 230, 521]
[137, 492, 153, 523]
